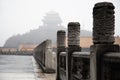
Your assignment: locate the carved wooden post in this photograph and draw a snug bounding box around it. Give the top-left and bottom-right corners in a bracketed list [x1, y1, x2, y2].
[93, 2, 115, 44]
[67, 22, 81, 80]
[56, 30, 66, 80]
[90, 2, 119, 80]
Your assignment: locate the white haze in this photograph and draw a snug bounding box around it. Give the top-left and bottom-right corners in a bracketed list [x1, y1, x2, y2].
[0, 0, 120, 46]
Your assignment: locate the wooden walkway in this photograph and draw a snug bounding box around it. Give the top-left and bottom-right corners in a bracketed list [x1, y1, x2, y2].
[0, 55, 56, 80]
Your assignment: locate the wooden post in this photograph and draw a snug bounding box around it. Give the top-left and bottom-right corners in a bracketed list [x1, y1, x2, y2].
[67, 22, 81, 80]
[90, 2, 119, 80]
[56, 30, 66, 80]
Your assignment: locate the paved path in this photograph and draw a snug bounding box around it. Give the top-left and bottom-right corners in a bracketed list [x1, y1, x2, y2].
[0, 55, 56, 80]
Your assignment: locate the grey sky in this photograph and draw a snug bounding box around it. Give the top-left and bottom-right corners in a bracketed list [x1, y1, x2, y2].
[0, 0, 120, 46]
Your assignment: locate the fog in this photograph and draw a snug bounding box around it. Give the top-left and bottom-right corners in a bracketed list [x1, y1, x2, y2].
[0, 0, 120, 46]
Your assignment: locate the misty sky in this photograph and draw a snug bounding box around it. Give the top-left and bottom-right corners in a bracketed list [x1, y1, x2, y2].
[0, 0, 120, 46]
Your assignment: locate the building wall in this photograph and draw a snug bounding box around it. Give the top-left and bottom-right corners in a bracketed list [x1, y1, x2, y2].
[80, 36, 120, 48]
[80, 37, 93, 48]
[0, 47, 17, 52]
[65, 36, 120, 48]
[18, 44, 37, 51]
[115, 36, 120, 45]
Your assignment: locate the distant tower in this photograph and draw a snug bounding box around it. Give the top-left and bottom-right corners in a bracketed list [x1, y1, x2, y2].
[42, 11, 62, 28]
[41, 11, 64, 44]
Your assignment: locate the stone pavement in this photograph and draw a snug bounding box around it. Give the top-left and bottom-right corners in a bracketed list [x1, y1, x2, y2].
[0, 55, 56, 80]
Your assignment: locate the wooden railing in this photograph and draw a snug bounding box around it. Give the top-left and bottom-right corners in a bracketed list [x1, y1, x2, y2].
[58, 52, 90, 80]
[56, 2, 120, 80]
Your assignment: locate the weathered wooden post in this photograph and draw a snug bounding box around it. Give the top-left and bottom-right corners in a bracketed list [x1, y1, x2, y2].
[90, 2, 119, 80]
[67, 22, 81, 80]
[56, 30, 66, 80]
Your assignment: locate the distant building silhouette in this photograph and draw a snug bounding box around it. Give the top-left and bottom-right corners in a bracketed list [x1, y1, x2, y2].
[4, 11, 66, 48]
[43, 11, 62, 27]
[4, 11, 92, 48]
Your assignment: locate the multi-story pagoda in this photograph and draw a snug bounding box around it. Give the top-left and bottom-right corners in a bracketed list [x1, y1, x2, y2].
[42, 11, 62, 29]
